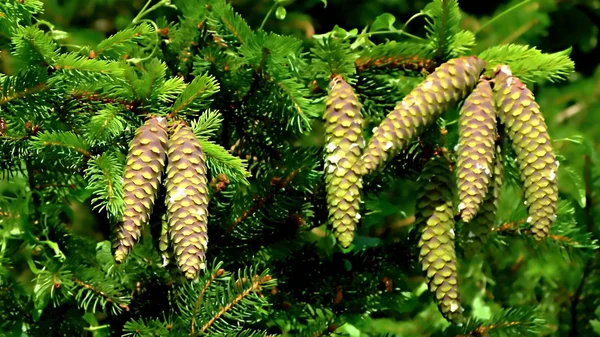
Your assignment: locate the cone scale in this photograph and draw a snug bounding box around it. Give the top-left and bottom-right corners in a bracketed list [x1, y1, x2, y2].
[165, 124, 209, 280]
[493, 66, 558, 239]
[360, 56, 487, 176]
[114, 117, 168, 263]
[323, 76, 364, 248]
[416, 156, 461, 322]
[456, 79, 496, 222]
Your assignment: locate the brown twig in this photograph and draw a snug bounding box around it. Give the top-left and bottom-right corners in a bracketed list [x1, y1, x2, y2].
[225, 169, 299, 234]
[456, 321, 524, 336]
[70, 90, 139, 112]
[493, 219, 580, 245]
[200, 274, 272, 333]
[73, 278, 130, 312]
[0, 83, 47, 105]
[355, 55, 437, 73]
[190, 268, 225, 334]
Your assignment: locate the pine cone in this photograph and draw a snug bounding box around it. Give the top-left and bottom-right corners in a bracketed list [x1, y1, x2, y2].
[114, 117, 168, 263]
[461, 145, 503, 259]
[166, 124, 209, 280]
[323, 77, 364, 248]
[493, 66, 558, 239]
[456, 79, 496, 222]
[416, 156, 461, 322]
[159, 213, 170, 267]
[360, 56, 486, 176]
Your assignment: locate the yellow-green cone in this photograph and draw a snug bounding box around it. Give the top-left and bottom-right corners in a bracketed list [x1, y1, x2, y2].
[166, 124, 209, 280]
[159, 213, 170, 267]
[461, 145, 503, 259]
[360, 56, 486, 176]
[114, 117, 168, 263]
[456, 80, 496, 222]
[323, 76, 364, 248]
[416, 156, 461, 322]
[493, 66, 558, 239]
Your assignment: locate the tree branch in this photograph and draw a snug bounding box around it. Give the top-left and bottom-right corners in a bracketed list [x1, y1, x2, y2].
[0, 83, 47, 105]
[225, 169, 299, 234]
[190, 268, 225, 334]
[200, 274, 272, 333]
[73, 278, 130, 312]
[355, 55, 437, 73]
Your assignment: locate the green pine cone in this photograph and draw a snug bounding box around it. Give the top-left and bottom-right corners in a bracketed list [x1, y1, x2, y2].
[114, 117, 168, 263]
[159, 213, 170, 267]
[456, 79, 496, 222]
[493, 66, 558, 239]
[416, 156, 461, 322]
[166, 124, 209, 280]
[461, 145, 503, 259]
[323, 77, 364, 248]
[360, 56, 487, 176]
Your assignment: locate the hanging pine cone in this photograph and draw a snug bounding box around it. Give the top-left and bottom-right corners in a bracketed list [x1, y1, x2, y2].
[323, 76, 364, 248]
[166, 124, 209, 280]
[493, 65, 558, 239]
[461, 144, 503, 259]
[416, 156, 461, 322]
[159, 213, 170, 267]
[456, 79, 496, 222]
[114, 117, 168, 263]
[360, 56, 487, 176]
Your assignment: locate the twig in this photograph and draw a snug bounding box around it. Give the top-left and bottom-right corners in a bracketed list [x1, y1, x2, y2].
[73, 278, 130, 311]
[493, 219, 579, 244]
[71, 90, 139, 112]
[190, 268, 225, 334]
[355, 55, 437, 73]
[224, 169, 299, 234]
[0, 83, 47, 105]
[200, 274, 272, 333]
[456, 321, 525, 336]
[556, 103, 585, 124]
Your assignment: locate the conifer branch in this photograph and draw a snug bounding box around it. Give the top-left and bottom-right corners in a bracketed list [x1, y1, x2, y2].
[355, 55, 437, 73]
[225, 169, 299, 234]
[219, 14, 246, 44]
[70, 90, 139, 112]
[199, 274, 272, 333]
[455, 321, 530, 336]
[435, 0, 449, 60]
[73, 278, 130, 312]
[33, 136, 92, 159]
[0, 82, 46, 105]
[190, 268, 225, 334]
[494, 219, 581, 244]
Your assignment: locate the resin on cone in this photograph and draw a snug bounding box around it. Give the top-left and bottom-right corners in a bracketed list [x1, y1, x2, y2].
[416, 156, 462, 322]
[323, 76, 364, 248]
[166, 124, 209, 280]
[114, 117, 168, 263]
[493, 65, 558, 239]
[360, 56, 487, 176]
[456, 79, 496, 222]
[461, 145, 503, 259]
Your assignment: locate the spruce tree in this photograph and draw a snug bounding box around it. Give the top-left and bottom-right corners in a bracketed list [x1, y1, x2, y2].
[0, 0, 598, 336]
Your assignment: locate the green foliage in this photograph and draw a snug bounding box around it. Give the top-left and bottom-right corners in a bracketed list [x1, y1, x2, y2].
[0, 0, 598, 336]
[478, 44, 575, 84]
